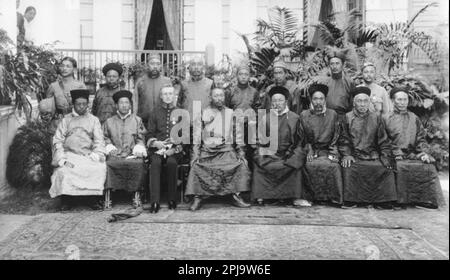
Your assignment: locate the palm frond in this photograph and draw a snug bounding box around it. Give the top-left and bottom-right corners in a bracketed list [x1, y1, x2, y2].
[407, 2, 438, 28]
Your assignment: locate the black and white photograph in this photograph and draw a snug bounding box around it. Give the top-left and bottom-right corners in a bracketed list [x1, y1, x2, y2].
[0, 0, 448, 263]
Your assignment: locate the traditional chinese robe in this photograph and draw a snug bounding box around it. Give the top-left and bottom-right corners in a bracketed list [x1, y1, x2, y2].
[300, 108, 343, 204]
[49, 112, 106, 198]
[384, 110, 444, 207]
[103, 111, 147, 192]
[339, 111, 396, 203]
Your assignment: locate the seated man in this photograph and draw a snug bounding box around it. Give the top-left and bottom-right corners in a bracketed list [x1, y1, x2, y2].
[340, 86, 397, 209]
[300, 84, 343, 205]
[146, 84, 185, 213]
[384, 87, 444, 209]
[186, 85, 251, 211]
[252, 86, 308, 207]
[103, 90, 148, 209]
[49, 89, 107, 210]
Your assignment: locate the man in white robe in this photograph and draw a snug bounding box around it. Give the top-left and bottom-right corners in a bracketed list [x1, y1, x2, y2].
[50, 89, 107, 209]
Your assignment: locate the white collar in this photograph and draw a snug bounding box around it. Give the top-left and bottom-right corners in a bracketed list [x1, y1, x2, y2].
[310, 104, 327, 115]
[72, 109, 80, 117]
[117, 110, 132, 120]
[273, 106, 290, 117]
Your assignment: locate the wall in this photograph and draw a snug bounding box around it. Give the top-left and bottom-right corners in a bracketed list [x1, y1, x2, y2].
[183, 0, 303, 63]
[0, 0, 17, 44]
[18, 0, 81, 48]
[365, 0, 409, 24]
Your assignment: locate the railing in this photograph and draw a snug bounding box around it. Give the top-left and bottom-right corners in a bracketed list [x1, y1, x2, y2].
[55, 49, 207, 92]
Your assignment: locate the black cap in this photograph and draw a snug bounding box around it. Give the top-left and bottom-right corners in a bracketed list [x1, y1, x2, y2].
[70, 89, 90, 103]
[308, 83, 329, 97]
[268, 86, 290, 99]
[113, 90, 133, 104]
[102, 63, 123, 76]
[350, 86, 371, 98]
[389, 87, 409, 99]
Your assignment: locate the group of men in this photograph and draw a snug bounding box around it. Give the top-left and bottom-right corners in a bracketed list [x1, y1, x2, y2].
[39, 51, 443, 213]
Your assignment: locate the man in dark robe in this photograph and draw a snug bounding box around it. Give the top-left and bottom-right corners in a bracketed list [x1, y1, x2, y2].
[177, 57, 214, 117]
[251, 86, 308, 207]
[226, 65, 259, 111]
[300, 84, 343, 205]
[146, 84, 185, 213]
[186, 86, 251, 211]
[319, 50, 355, 120]
[134, 55, 172, 127]
[103, 90, 147, 209]
[340, 86, 397, 209]
[384, 87, 445, 209]
[260, 61, 300, 112]
[92, 63, 125, 124]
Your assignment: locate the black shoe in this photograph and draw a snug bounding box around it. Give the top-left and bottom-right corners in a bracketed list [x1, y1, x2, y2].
[374, 202, 394, 210]
[232, 194, 251, 208]
[415, 202, 438, 209]
[168, 200, 177, 210]
[90, 199, 104, 211]
[341, 202, 358, 209]
[190, 197, 202, 211]
[150, 203, 160, 213]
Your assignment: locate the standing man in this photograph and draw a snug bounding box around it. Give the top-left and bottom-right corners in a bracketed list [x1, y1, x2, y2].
[92, 63, 125, 124]
[339, 87, 397, 209]
[384, 87, 444, 209]
[50, 89, 106, 210]
[46, 57, 86, 118]
[300, 84, 343, 205]
[226, 65, 259, 111]
[134, 55, 171, 127]
[322, 50, 355, 120]
[360, 62, 392, 117]
[177, 57, 214, 117]
[252, 86, 308, 207]
[186, 86, 251, 211]
[261, 61, 300, 112]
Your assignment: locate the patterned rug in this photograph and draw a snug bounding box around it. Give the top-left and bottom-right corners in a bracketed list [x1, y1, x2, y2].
[0, 205, 447, 260]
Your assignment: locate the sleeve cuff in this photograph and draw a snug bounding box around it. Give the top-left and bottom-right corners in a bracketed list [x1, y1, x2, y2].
[106, 144, 117, 154]
[58, 159, 66, 167]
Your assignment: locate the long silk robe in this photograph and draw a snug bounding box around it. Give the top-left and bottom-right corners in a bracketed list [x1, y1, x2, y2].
[49, 112, 106, 198]
[384, 110, 444, 207]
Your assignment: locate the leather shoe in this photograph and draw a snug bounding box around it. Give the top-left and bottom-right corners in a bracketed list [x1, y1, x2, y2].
[232, 194, 251, 208]
[190, 197, 202, 211]
[168, 200, 177, 210]
[150, 203, 160, 213]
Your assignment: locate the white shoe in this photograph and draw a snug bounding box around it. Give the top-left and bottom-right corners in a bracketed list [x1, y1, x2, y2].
[293, 199, 312, 207]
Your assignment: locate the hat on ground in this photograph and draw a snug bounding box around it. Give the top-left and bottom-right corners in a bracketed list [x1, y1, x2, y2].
[268, 86, 290, 100]
[350, 86, 371, 98]
[113, 90, 133, 104]
[70, 89, 90, 103]
[102, 63, 123, 76]
[308, 83, 329, 97]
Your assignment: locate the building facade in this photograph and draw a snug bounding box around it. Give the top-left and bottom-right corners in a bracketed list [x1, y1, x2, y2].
[2, 0, 448, 62]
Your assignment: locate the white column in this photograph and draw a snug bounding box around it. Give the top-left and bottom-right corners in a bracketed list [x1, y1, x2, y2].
[0, 0, 17, 46]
